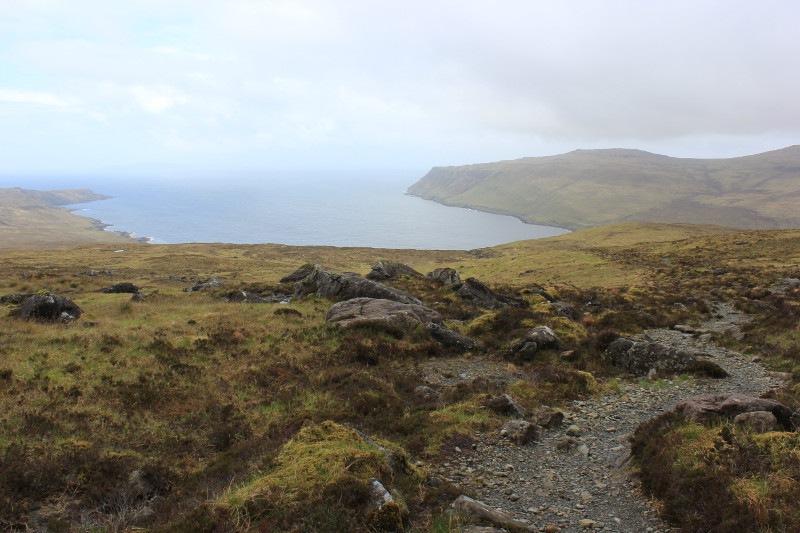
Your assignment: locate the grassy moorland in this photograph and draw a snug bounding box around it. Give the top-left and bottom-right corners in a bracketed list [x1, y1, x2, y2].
[0, 222, 798, 531]
[408, 145, 800, 230]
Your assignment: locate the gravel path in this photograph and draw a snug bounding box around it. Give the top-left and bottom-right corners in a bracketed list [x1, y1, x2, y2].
[432, 302, 786, 532]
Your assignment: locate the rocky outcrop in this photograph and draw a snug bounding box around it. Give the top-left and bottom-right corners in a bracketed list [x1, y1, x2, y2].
[99, 282, 140, 294]
[279, 264, 318, 283]
[453, 278, 527, 309]
[427, 268, 462, 286]
[606, 338, 727, 378]
[225, 290, 289, 304]
[426, 322, 480, 352]
[17, 293, 83, 323]
[675, 393, 796, 430]
[183, 278, 223, 292]
[448, 495, 533, 531]
[366, 261, 422, 281]
[326, 297, 440, 333]
[289, 265, 422, 305]
[506, 326, 561, 360]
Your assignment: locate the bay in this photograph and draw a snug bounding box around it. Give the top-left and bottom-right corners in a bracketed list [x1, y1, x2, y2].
[30, 170, 569, 249]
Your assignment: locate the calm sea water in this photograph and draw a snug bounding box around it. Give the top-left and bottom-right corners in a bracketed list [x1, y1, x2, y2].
[17, 171, 568, 249]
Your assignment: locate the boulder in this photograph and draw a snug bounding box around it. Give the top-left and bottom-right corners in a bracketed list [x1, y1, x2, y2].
[606, 338, 727, 378]
[326, 298, 440, 333]
[226, 290, 289, 304]
[484, 394, 526, 418]
[183, 278, 222, 292]
[291, 265, 421, 305]
[427, 268, 462, 286]
[500, 419, 538, 445]
[448, 495, 533, 531]
[426, 323, 480, 352]
[453, 278, 527, 309]
[533, 407, 565, 429]
[507, 326, 561, 360]
[733, 411, 780, 433]
[366, 261, 422, 281]
[1, 293, 34, 304]
[99, 282, 140, 294]
[551, 301, 576, 319]
[17, 293, 83, 323]
[676, 393, 795, 430]
[279, 264, 318, 283]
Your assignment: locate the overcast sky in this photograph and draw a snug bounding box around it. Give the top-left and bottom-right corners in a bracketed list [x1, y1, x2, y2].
[1, 0, 798, 176]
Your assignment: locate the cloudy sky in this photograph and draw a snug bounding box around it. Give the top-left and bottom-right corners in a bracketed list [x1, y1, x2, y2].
[1, 0, 798, 176]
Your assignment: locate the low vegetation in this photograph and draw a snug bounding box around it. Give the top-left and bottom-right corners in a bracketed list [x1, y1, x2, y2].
[0, 222, 798, 531]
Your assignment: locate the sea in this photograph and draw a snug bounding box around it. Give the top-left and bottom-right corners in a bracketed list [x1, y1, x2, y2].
[11, 170, 568, 250]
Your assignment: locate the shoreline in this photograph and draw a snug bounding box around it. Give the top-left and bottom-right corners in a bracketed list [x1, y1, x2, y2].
[65, 204, 153, 245]
[403, 191, 576, 233]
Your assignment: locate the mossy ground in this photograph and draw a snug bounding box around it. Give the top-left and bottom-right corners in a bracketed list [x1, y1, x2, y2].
[0, 223, 798, 531]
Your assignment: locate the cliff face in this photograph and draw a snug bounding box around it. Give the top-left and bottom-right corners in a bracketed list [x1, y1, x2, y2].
[407, 146, 800, 230]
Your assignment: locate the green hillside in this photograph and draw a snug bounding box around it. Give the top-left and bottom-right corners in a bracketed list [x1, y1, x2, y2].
[407, 146, 800, 230]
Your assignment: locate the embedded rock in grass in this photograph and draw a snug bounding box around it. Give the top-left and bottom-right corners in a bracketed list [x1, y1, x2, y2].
[183, 278, 223, 292]
[484, 394, 526, 418]
[453, 278, 527, 309]
[427, 267, 462, 286]
[292, 265, 422, 304]
[448, 495, 533, 531]
[606, 338, 726, 378]
[17, 293, 83, 323]
[507, 326, 562, 360]
[225, 290, 289, 304]
[326, 297, 440, 334]
[366, 261, 422, 281]
[676, 393, 795, 430]
[426, 322, 481, 352]
[551, 301, 576, 319]
[733, 411, 780, 433]
[500, 419, 538, 445]
[99, 282, 140, 294]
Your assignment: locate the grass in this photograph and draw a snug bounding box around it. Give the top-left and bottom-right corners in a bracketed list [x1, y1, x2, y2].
[0, 222, 799, 531]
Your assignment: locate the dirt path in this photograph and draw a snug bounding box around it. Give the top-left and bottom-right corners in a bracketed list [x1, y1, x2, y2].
[429, 302, 785, 532]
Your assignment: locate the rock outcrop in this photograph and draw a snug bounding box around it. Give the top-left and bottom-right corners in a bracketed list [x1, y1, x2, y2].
[427, 268, 462, 286]
[426, 322, 480, 352]
[366, 261, 422, 281]
[606, 338, 727, 378]
[288, 265, 422, 304]
[17, 293, 83, 323]
[506, 326, 561, 360]
[675, 393, 796, 430]
[326, 297, 440, 333]
[453, 278, 527, 309]
[183, 278, 223, 292]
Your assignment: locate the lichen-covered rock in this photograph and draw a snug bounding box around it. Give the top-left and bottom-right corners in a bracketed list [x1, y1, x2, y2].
[676, 393, 795, 430]
[507, 326, 561, 360]
[733, 411, 780, 433]
[448, 495, 533, 531]
[453, 278, 527, 309]
[366, 261, 422, 281]
[17, 293, 83, 323]
[290, 265, 422, 304]
[183, 278, 222, 292]
[500, 419, 538, 445]
[606, 338, 726, 378]
[326, 297, 440, 333]
[426, 267, 462, 286]
[426, 322, 480, 352]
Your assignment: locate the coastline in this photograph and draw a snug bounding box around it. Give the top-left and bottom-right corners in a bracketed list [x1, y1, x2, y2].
[404, 191, 575, 233]
[66, 206, 152, 244]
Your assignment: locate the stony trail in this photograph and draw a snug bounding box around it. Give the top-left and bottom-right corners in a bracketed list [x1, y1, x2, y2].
[429, 302, 786, 532]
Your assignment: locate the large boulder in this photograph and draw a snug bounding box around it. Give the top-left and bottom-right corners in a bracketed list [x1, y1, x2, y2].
[675, 393, 796, 430]
[453, 278, 526, 309]
[290, 265, 421, 305]
[366, 261, 422, 281]
[507, 326, 561, 360]
[326, 297, 440, 333]
[427, 268, 462, 286]
[17, 293, 83, 323]
[426, 322, 480, 352]
[606, 338, 727, 378]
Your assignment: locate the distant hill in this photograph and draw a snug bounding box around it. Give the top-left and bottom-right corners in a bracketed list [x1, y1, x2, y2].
[0, 187, 132, 249]
[407, 146, 800, 230]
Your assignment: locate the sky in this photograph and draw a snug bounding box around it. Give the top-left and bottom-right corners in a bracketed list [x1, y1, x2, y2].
[1, 0, 799, 176]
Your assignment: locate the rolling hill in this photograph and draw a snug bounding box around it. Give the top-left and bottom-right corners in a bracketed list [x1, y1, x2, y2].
[407, 145, 800, 230]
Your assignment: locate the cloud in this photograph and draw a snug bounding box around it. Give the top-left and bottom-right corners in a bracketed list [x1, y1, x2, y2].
[0, 88, 79, 107]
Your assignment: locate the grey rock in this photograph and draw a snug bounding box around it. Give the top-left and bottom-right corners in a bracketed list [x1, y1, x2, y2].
[551, 301, 576, 319]
[566, 424, 582, 437]
[485, 394, 526, 418]
[366, 261, 422, 280]
[183, 278, 222, 292]
[448, 495, 533, 531]
[291, 265, 422, 304]
[279, 264, 317, 283]
[733, 411, 780, 432]
[17, 293, 83, 323]
[507, 326, 561, 360]
[0, 292, 34, 304]
[606, 337, 726, 378]
[326, 297, 440, 333]
[676, 393, 795, 430]
[368, 478, 394, 510]
[99, 282, 140, 294]
[532, 407, 565, 429]
[414, 385, 441, 401]
[453, 277, 527, 309]
[500, 419, 538, 445]
[426, 322, 480, 352]
[427, 267, 462, 286]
